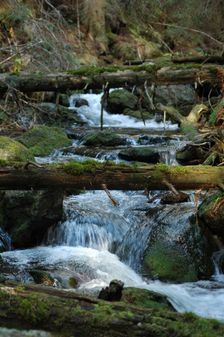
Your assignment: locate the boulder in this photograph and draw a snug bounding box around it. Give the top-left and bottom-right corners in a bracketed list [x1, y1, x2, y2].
[1, 190, 64, 248]
[0, 328, 52, 337]
[119, 203, 213, 283]
[36, 103, 84, 127]
[106, 89, 138, 114]
[154, 84, 196, 115]
[176, 144, 207, 165]
[81, 131, 126, 147]
[73, 98, 89, 108]
[160, 191, 189, 204]
[0, 136, 33, 163]
[17, 126, 72, 156]
[141, 205, 213, 282]
[118, 147, 160, 163]
[123, 108, 153, 120]
[198, 192, 224, 238]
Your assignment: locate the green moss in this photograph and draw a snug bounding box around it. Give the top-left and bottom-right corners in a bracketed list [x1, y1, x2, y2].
[57, 159, 128, 175]
[17, 126, 71, 156]
[0, 136, 34, 162]
[122, 287, 173, 310]
[143, 242, 197, 282]
[68, 277, 78, 288]
[16, 295, 49, 324]
[81, 131, 126, 147]
[0, 286, 224, 336]
[29, 270, 54, 286]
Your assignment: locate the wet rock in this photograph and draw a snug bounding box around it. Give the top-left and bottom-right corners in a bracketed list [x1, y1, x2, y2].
[123, 108, 153, 120]
[198, 192, 224, 238]
[74, 98, 89, 108]
[118, 147, 160, 163]
[137, 135, 170, 145]
[0, 227, 11, 253]
[0, 136, 34, 163]
[106, 89, 138, 114]
[81, 131, 126, 147]
[122, 287, 174, 310]
[0, 328, 52, 337]
[160, 191, 189, 204]
[176, 144, 207, 165]
[68, 276, 79, 288]
[34, 103, 84, 127]
[134, 204, 214, 282]
[29, 270, 55, 286]
[98, 279, 124, 301]
[154, 84, 196, 115]
[17, 125, 72, 156]
[1, 190, 63, 248]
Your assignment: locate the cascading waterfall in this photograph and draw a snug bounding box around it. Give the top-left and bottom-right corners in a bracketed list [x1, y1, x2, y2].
[1, 92, 224, 323]
[69, 92, 179, 129]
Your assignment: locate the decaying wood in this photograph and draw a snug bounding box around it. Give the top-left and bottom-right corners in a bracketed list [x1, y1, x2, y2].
[0, 164, 223, 190]
[102, 183, 119, 206]
[0, 283, 224, 337]
[0, 65, 222, 93]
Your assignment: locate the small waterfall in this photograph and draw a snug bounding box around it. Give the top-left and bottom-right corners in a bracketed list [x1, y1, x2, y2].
[0, 228, 11, 252]
[69, 92, 179, 129]
[46, 192, 134, 251]
[212, 250, 224, 282]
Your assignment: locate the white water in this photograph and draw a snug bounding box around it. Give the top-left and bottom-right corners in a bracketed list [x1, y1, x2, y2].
[70, 92, 178, 129]
[2, 245, 224, 321]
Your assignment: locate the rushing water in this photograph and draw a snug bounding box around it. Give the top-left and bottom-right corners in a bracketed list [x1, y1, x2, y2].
[69, 92, 179, 129]
[1, 92, 224, 322]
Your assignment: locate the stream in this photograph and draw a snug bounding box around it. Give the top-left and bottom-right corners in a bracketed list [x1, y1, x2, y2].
[1, 91, 224, 322]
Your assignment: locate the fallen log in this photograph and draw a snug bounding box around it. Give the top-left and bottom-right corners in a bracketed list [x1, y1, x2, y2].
[0, 283, 223, 337]
[0, 162, 223, 190]
[172, 55, 224, 65]
[0, 64, 222, 93]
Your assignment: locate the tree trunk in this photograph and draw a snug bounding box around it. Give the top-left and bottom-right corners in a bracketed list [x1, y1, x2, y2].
[0, 283, 223, 337]
[0, 65, 221, 93]
[0, 163, 223, 190]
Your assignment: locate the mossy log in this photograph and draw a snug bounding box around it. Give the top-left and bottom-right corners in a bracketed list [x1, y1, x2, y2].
[0, 162, 223, 190]
[0, 64, 222, 92]
[172, 56, 224, 65]
[0, 283, 223, 337]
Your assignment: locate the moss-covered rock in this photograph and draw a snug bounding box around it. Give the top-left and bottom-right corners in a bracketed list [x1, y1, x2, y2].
[0, 136, 34, 162]
[122, 287, 174, 310]
[123, 108, 153, 120]
[17, 126, 72, 156]
[29, 270, 54, 286]
[36, 103, 84, 127]
[142, 242, 197, 283]
[118, 147, 160, 163]
[1, 190, 63, 248]
[106, 89, 138, 114]
[81, 131, 126, 147]
[198, 192, 224, 238]
[176, 143, 206, 165]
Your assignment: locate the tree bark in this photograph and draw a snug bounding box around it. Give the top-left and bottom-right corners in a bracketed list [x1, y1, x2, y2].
[0, 164, 223, 190]
[0, 65, 221, 93]
[0, 283, 224, 337]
